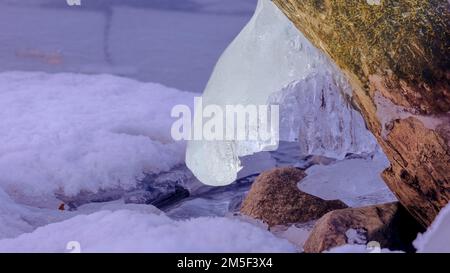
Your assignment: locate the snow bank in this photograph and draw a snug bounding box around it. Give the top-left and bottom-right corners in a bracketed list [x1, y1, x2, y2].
[0, 71, 194, 200]
[0, 209, 296, 253]
[0, 185, 164, 240]
[414, 203, 450, 253]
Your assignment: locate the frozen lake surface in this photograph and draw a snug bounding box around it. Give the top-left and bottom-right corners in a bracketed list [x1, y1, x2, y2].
[0, 0, 256, 92]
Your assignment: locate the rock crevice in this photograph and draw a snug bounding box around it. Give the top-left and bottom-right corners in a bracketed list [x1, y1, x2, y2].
[273, 0, 450, 227]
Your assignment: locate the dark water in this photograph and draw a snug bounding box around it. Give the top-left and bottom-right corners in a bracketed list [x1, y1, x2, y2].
[162, 142, 324, 220]
[67, 141, 308, 219]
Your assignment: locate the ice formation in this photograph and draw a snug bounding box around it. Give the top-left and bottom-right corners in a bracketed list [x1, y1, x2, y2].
[298, 148, 396, 207]
[186, 0, 378, 186]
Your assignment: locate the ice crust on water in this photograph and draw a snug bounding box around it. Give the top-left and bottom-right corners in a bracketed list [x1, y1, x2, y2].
[298, 148, 396, 207]
[186, 0, 378, 186]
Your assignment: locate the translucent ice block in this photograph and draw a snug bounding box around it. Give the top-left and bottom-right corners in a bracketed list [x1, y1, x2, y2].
[186, 0, 377, 186]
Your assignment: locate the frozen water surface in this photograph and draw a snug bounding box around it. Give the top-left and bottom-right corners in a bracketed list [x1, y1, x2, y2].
[0, 0, 256, 93]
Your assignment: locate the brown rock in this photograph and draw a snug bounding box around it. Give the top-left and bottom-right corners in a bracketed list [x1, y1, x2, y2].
[303, 202, 424, 253]
[382, 117, 450, 226]
[240, 167, 348, 227]
[273, 0, 450, 227]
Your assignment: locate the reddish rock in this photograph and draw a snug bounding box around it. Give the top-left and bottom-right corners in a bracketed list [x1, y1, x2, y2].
[240, 167, 348, 227]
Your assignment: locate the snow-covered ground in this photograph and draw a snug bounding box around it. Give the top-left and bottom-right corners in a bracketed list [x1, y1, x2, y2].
[0, 203, 295, 253]
[0, 0, 295, 251]
[0, 71, 397, 252]
[0, 71, 193, 204]
[0, 71, 297, 252]
[0, 187, 70, 239]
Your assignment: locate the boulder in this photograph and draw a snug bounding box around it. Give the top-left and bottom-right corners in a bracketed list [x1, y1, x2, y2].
[240, 167, 348, 226]
[273, 0, 450, 227]
[303, 202, 424, 253]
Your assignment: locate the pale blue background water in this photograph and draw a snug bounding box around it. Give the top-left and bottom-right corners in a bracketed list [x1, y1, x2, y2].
[0, 0, 256, 92]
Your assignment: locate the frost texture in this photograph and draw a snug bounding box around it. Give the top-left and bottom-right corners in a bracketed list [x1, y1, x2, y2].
[414, 203, 450, 253]
[186, 0, 378, 186]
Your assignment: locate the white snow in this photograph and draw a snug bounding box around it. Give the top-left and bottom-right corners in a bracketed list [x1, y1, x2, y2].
[0, 71, 194, 201]
[0, 187, 166, 240]
[0, 188, 67, 239]
[326, 244, 402, 253]
[186, 0, 379, 186]
[298, 148, 396, 207]
[414, 203, 450, 253]
[0, 70, 297, 252]
[0, 209, 296, 253]
[270, 223, 315, 252]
